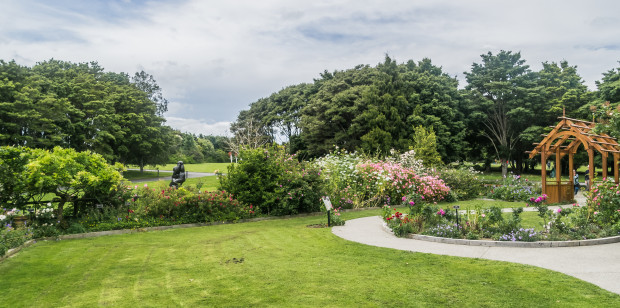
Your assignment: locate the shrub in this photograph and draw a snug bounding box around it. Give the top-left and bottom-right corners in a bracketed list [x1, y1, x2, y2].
[328, 207, 345, 226]
[0, 227, 33, 257]
[134, 186, 255, 222]
[587, 180, 620, 225]
[487, 174, 540, 201]
[220, 145, 326, 215]
[434, 166, 486, 201]
[318, 149, 450, 209]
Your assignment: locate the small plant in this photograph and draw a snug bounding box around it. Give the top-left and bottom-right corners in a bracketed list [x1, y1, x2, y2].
[527, 194, 550, 226]
[487, 174, 540, 201]
[498, 228, 542, 242]
[328, 207, 345, 226]
[424, 223, 462, 238]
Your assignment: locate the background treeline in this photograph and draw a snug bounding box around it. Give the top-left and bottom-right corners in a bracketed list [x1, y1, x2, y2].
[0, 59, 230, 168]
[232, 51, 620, 174]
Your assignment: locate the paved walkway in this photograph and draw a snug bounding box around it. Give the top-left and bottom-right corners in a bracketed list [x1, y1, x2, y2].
[332, 195, 620, 295]
[126, 169, 215, 183]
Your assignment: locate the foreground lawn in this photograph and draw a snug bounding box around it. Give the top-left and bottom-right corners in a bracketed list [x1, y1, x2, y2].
[1, 211, 618, 307]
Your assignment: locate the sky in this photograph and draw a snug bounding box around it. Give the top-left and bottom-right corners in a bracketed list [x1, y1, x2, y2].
[1, 0, 619, 136]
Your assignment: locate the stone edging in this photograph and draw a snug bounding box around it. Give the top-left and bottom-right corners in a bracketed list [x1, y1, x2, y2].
[381, 221, 620, 248]
[1, 206, 381, 262]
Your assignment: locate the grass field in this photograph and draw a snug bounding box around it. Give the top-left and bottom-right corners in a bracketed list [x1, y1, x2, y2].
[130, 162, 232, 173]
[1, 209, 619, 307]
[134, 176, 220, 192]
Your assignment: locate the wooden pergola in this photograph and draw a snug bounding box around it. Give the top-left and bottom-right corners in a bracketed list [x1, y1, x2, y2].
[527, 116, 620, 204]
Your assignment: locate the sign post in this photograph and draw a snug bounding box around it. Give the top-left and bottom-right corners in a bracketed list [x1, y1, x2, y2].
[453, 205, 460, 229]
[322, 196, 333, 227]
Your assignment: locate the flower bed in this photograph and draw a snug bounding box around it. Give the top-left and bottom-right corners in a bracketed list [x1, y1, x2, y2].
[383, 185, 620, 241]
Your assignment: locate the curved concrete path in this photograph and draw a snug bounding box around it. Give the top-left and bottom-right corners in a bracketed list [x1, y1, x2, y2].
[332, 216, 620, 295]
[126, 169, 215, 183]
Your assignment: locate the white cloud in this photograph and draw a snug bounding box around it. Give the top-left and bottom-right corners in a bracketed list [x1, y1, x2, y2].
[165, 117, 231, 136]
[1, 0, 620, 125]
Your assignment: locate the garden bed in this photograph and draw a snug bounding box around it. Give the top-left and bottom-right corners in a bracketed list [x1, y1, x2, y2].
[381, 221, 620, 247]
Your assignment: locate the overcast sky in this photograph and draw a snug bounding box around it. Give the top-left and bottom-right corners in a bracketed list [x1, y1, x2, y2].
[1, 0, 619, 136]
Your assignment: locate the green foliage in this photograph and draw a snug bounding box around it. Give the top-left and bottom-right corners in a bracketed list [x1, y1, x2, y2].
[238, 56, 467, 161]
[0, 146, 31, 209]
[317, 149, 451, 209]
[218, 145, 326, 215]
[328, 207, 345, 226]
[587, 180, 620, 225]
[412, 125, 442, 167]
[487, 174, 541, 202]
[136, 186, 254, 222]
[463, 50, 541, 177]
[596, 63, 620, 104]
[0, 146, 125, 223]
[0, 59, 171, 167]
[434, 166, 486, 200]
[0, 227, 33, 256]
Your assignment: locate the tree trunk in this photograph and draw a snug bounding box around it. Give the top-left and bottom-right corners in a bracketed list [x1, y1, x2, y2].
[140, 157, 144, 173]
[501, 160, 508, 178]
[57, 198, 66, 223]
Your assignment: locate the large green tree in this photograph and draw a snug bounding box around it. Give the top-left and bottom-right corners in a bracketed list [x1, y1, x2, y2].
[463, 51, 540, 176]
[298, 56, 466, 160]
[0, 59, 172, 168]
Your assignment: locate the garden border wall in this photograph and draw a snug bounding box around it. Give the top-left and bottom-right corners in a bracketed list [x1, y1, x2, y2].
[381, 221, 620, 247]
[408, 233, 620, 247]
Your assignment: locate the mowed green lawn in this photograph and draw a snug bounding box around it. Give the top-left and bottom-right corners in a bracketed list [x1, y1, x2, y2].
[2, 210, 618, 307]
[134, 176, 220, 192]
[131, 162, 232, 173]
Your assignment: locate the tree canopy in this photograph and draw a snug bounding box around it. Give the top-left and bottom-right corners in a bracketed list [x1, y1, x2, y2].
[232, 52, 604, 172]
[0, 59, 171, 168]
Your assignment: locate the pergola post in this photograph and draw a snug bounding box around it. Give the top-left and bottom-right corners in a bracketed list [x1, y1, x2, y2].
[614, 153, 619, 184]
[602, 152, 608, 180]
[541, 148, 547, 194]
[588, 148, 595, 183]
[556, 147, 561, 199]
[569, 151, 574, 199]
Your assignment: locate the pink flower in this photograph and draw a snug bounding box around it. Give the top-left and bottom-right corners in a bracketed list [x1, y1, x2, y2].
[409, 201, 415, 206]
[402, 196, 407, 201]
[144, 184, 148, 188]
[555, 208, 562, 213]
[481, 214, 486, 218]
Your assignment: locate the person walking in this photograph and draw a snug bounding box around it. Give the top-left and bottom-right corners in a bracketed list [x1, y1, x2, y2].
[573, 169, 580, 195]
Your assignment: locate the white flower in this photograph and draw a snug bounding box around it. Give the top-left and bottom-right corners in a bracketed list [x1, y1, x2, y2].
[0, 215, 6, 221]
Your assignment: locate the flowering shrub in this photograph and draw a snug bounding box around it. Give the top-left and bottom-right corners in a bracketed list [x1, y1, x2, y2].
[587, 180, 620, 225]
[487, 174, 540, 201]
[328, 207, 345, 226]
[317, 149, 450, 209]
[0, 226, 33, 257]
[526, 194, 550, 225]
[133, 187, 255, 223]
[384, 208, 418, 237]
